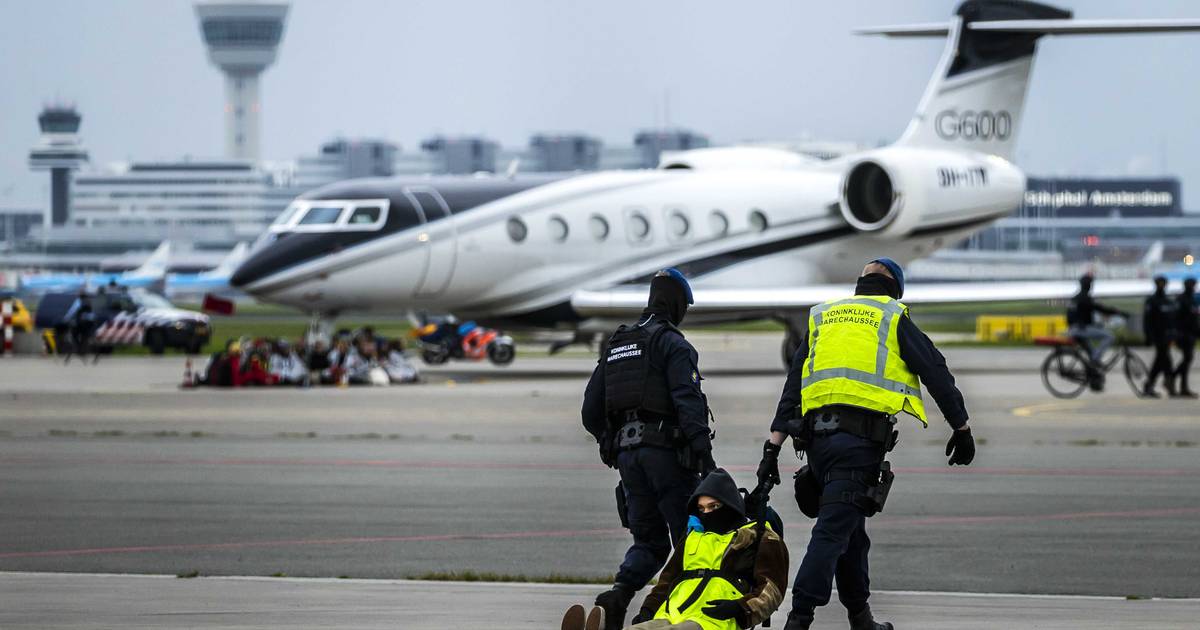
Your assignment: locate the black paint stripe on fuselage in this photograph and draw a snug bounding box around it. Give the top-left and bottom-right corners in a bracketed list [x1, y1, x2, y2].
[625, 224, 858, 284]
[908, 214, 998, 238]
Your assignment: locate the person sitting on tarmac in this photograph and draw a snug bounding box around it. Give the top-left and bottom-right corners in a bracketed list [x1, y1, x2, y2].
[199, 339, 239, 387]
[235, 340, 275, 386]
[564, 469, 788, 630]
[269, 339, 308, 386]
[382, 339, 420, 384]
[323, 336, 352, 384]
[343, 335, 388, 385]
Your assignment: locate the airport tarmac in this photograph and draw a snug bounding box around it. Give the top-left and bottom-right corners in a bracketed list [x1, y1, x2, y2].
[2, 572, 1199, 630]
[1, 333, 1199, 627]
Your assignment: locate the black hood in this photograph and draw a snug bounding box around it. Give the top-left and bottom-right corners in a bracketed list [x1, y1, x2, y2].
[855, 273, 900, 300]
[644, 273, 689, 326]
[687, 468, 746, 519]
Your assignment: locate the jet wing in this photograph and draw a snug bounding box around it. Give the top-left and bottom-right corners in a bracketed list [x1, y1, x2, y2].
[571, 279, 1165, 318]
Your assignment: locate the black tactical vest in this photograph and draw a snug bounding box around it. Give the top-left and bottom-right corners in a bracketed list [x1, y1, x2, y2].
[603, 317, 677, 423]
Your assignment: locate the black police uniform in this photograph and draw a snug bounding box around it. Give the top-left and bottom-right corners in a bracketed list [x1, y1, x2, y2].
[1173, 283, 1199, 397]
[1143, 284, 1177, 395]
[582, 275, 712, 630]
[772, 274, 970, 630]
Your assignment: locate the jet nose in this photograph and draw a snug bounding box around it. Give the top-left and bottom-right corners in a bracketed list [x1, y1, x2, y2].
[228, 263, 255, 289]
[229, 233, 293, 290]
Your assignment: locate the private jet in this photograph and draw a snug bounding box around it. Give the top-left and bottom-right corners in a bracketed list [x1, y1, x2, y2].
[231, 0, 1200, 361]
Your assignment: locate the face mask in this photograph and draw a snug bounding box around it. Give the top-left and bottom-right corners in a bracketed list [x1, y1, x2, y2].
[696, 507, 744, 534]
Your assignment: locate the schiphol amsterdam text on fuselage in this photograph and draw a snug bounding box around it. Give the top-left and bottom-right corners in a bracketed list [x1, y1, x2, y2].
[230, 0, 1200, 355]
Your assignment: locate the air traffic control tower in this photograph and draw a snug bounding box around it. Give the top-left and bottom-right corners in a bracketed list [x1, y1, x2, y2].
[194, 1, 288, 161]
[28, 106, 89, 226]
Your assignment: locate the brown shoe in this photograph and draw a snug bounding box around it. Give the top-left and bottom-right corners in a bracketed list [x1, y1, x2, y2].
[562, 604, 586, 630]
[585, 605, 607, 630]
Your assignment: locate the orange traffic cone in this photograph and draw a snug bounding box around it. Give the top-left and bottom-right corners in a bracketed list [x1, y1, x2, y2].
[181, 358, 194, 388]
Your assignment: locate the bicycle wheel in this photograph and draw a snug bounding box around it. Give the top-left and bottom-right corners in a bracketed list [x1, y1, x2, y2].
[1123, 348, 1149, 397]
[1041, 349, 1089, 399]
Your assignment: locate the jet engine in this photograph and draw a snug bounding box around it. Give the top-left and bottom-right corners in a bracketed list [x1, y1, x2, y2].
[837, 146, 1025, 237]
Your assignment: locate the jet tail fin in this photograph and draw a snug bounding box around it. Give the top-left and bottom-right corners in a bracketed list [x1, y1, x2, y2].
[1141, 241, 1164, 269]
[204, 242, 249, 279]
[860, 1, 1200, 161]
[129, 241, 171, 279]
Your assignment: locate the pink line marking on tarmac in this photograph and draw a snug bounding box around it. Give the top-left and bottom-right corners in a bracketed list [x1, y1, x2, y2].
[0, 528, 628, 560]
[2, 508, 1198, 561]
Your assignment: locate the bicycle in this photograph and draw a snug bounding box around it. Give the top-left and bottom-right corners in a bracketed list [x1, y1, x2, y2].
[1037, 320, 1148, 399]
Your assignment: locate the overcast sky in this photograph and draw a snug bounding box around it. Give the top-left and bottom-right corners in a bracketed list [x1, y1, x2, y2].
[3, 0, 1200, 209]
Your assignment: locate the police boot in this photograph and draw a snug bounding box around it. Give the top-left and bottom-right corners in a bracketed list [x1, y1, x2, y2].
[848, 604, 894, 630]
[594, 583, 634, 630]
[783, 606, 814, 630]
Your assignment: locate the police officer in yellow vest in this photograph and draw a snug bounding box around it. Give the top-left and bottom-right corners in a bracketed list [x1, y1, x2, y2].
[755, 259, 975, 630]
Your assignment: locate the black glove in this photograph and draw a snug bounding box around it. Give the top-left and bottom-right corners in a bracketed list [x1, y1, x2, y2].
[631, 610, 652, 625]
[756, 440, 782, 489]
[697, 449, 717, 477]
[597, 433, 615, 468]
[701, 598, 744, 620]
[946, 427, 976, 466]
[682, 435, 716, 475]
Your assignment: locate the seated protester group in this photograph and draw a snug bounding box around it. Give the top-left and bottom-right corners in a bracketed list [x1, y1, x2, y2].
[564, 469, 788, 630]
[196, 329, 420, 388]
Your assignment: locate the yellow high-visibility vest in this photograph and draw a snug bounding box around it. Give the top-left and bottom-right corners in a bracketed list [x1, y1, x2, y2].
[655, 522, 762, 630]
[799, 295, 927, 425]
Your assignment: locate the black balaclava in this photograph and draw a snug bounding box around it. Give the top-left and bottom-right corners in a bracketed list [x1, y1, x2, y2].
[698, 506, 746, 535]
[1185, 278, 1197, 296]
[687, 468, 748, 534]
[1154, 276, 1168, 296]
[855, 273, 900, 300]
[643, 273, 689, 326]
[1080, 275, 1094, 296]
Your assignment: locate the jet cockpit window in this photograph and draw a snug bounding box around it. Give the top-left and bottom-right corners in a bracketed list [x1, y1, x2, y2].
[348, 206, 381, 225]
[297, 205, 344, 226]
[274, 199, 390, 233]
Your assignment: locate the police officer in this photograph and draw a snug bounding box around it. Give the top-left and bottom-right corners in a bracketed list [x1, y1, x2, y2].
[1142, 275, 1176, 398]
[755, 259, 974, 630]
[582, 268, 715, 630]
[1172, 277, 1198, 398]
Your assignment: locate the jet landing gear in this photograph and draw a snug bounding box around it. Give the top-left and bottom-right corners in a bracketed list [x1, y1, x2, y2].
[305, 311, 339, 346]
[549, 331, 599, 355]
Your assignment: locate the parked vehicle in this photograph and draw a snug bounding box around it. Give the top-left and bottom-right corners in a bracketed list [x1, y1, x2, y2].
[414, 319, 515, 366]
[35, 289, 211, 355]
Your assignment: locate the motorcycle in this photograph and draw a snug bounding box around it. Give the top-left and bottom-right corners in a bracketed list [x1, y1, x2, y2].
[414, 319, 515, 366]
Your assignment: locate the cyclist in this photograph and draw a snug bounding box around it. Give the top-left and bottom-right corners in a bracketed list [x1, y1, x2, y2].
[1067, 275, 1129, 389]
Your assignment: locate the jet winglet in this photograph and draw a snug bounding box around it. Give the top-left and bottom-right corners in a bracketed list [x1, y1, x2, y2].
[853, 22, 951, 37]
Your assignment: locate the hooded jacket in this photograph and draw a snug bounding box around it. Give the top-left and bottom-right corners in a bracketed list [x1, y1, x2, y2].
[639, 470, 789, 629]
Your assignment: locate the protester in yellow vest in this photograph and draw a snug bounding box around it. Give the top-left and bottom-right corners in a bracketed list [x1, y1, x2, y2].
[561, 469, 789, 630]
[753, 259, 975, 630]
